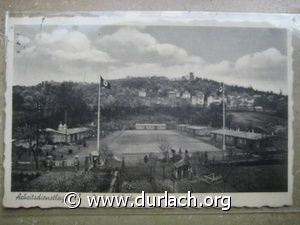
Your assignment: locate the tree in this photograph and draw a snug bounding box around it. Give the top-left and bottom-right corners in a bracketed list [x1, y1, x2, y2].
[157, 137, 172, 158]
[157, 137, 172, 180]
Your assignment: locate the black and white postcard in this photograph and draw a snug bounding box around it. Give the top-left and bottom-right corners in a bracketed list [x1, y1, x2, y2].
[3, 11, 295, 208]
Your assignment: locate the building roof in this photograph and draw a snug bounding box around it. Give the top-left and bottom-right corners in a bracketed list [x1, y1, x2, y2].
[177, 124, 189, 127]
[192, 95, 204, 100]
[67, 127, 90, 134]
[211, 129, 269, 140]
[46, 127, 90, 135]
[193, 91, 204, 97]
[187, 126, 208, 130]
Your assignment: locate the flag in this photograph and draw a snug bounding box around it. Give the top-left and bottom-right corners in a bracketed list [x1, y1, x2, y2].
[217, 84, 224, 96]
[100, 76, 111, 89]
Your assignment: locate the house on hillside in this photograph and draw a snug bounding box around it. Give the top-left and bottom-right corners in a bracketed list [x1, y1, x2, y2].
[138, 89, 147, 97]
[191, 91, 205, 106]
[246, 98, 255, 111]
[168, 90, 177, 99]
[155, 97, 169, 105]
[253, 94, 262, 99]
[226, 94, 254, 111]
[207, 95, 222, 106]
[182, 90, 191, 99]
[227, 95, 238, 110]
[239, 95, 255, 111]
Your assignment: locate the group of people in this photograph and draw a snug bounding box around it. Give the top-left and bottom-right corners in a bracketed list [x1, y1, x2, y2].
[142, 148, 191, 164]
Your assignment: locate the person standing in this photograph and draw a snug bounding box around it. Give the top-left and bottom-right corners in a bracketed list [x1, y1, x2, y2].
[74, 155, 80, 172]
[46, 155, 53, 172]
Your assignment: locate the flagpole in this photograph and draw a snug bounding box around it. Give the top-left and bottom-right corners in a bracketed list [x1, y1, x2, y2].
[222, 82, 226, 151]
[97, 75, 101, 154]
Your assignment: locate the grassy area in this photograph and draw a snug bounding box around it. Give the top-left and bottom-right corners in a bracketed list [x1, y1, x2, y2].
[12, 171, 111, 192]
[228, 111, 287, 133]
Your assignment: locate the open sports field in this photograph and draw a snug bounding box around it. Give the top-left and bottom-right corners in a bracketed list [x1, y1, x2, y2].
[102, 130, 221, 155]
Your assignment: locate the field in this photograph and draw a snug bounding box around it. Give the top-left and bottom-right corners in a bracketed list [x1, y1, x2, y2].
[102, 130, 220, 156]
[228, 111, 287, 133]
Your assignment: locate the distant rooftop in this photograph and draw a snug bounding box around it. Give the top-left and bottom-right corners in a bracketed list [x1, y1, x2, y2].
[187, 126, 208, 130]
[211, 129, 270, 140]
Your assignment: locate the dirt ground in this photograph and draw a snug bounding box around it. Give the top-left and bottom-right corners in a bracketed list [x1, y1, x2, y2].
[103, 129, 221, 155]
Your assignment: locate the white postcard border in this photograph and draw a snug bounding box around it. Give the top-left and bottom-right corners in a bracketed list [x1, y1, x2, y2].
[3, 11, 296, 208]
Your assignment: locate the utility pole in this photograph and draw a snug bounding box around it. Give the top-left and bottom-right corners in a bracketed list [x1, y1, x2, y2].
[97, 75, 106, 167]
[222, 82, 226, 151]
[35, 101, 41, 169]
[64, 110, 68, 143]
[97, 75, 101, 154]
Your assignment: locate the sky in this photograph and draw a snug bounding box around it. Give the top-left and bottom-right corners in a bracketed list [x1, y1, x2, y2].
[13, 25, 288, 93]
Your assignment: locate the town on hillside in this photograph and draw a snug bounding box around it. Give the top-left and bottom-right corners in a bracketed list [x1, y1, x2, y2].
[98, 72, 287, 112]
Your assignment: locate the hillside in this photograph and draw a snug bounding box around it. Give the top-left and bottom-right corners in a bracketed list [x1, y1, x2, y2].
[12, 76, 288, 139]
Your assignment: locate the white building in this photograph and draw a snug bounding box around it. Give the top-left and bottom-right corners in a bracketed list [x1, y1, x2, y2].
[168, 91, 176, 99]
[182, 90, 191, 99]
[135, 123, 166, 130]
[254, 106, 264, 112]
[138, 89, 147, 97]
[207, 95, 222, 106]
[191, 91, 205, 106]
[45, 122, 91, 143]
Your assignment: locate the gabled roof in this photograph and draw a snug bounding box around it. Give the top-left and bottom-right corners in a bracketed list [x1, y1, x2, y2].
[194, 90, 204, 96]
[182, 90, 190, 94]
[187, 126, 208, 130]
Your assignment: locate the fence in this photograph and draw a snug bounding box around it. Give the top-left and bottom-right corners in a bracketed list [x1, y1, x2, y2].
[13, 159, 82, 172]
